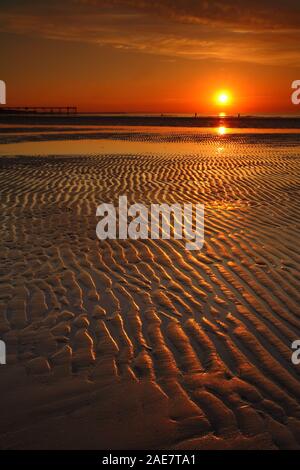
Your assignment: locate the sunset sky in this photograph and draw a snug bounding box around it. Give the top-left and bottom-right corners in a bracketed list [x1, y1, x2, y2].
[0, 0, 300, 114]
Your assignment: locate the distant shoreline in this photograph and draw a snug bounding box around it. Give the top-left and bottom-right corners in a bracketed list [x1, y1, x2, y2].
[1, 114, 300, 128]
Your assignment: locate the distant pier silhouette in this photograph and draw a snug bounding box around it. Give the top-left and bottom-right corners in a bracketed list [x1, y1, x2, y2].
[0, 106, 77, 114]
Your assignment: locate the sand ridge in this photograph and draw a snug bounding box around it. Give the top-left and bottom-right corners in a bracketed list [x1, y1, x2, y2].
[0, 131, 300, 449]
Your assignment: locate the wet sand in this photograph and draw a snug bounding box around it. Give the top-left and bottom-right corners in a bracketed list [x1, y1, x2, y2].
[0, 128, 300, 449]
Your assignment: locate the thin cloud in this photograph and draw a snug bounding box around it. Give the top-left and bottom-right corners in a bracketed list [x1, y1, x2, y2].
[0, 0, 299, 65]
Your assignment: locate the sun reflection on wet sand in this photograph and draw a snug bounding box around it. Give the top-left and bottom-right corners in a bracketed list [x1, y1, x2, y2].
[217, 126, 227, 135]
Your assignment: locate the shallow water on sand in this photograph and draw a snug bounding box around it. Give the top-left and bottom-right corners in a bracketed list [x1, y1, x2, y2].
[0, 126, 300, 155]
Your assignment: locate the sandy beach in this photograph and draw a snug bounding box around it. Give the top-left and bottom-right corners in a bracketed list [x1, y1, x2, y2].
[0, 124, 300, 450]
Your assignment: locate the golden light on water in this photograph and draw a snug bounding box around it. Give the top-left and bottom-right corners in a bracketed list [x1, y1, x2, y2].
[217, 126, 227, 135]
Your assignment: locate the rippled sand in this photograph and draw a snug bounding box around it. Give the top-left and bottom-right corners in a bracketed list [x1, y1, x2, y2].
[0, 130, 300, 449]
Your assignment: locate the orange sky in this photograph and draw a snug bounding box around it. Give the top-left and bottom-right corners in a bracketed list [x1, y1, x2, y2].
[0, 0, 300, 114]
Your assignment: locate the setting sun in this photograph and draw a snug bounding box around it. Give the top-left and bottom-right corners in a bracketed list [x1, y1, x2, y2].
[215, 91, 231, 106]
